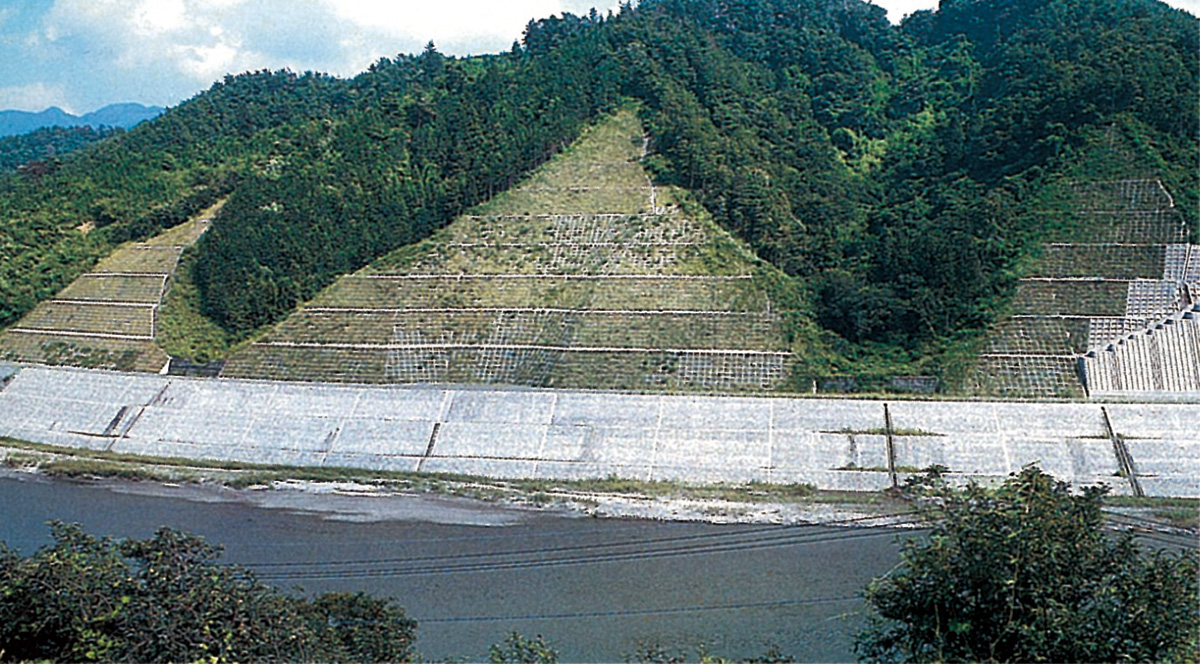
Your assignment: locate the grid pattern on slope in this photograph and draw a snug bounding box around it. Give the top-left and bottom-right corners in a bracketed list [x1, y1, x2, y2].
[1163, 245, 1190, 281]
[481, 185, 652, 215]
[1072, 179, 1173, 212]
[314, 276, 770, 312]
[1011, 280, 1130, 316]
[376, 213, 712, 276]
[1125, 280, 1183, 318]
[394, 214, 706, 246]
[0, 331, 168, 373]
[56, 274, 168, 304]
[262, 310, 784, 351]
[11, 302, 154, 337]
[226, 345, 789, 391]
[1074, 211, 1188, 244]
[92, 245, 184, 274]
[401, 241, 705, 275]
[974, 356, 1085, 398]
[1026, 244, 1166, 280]
[984, 318, 1091, 355]
[1088, 317, 1156, 347]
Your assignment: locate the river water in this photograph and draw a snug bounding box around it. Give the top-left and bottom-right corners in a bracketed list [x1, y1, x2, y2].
[0, 473, 910, 662]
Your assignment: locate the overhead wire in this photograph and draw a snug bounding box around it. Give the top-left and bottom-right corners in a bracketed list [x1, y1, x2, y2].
[251, 516, 925, 581]
[418, 595, 862, 624]
[242, 510, 919, 570]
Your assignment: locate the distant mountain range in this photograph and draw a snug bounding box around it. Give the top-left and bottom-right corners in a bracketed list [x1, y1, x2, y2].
[0, 103, 163, 137]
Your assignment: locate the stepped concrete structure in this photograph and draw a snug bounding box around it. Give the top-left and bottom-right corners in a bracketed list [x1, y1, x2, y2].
[975, 178, 1198, 398]
[1084, 303, 1200, 400]
[2, 364, 1197, 496]
[0, 115, 1193, 498]
[0, 204, 219, 373]
[221, 110, 793, 392]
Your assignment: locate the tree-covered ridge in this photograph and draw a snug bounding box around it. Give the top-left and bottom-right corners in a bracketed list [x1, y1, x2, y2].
[218, 107, 805, 391]
[0, 70, 347, 329]
[0, 0, 1195, 389]
[0, 125, 122, 173]
[192, 34, 623, 334]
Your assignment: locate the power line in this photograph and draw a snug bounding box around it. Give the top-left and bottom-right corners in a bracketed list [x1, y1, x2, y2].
[419, 595, 861, 624]
[253, 521, 923, 581]
[241, 509, 916, 566]
[243, 511, 916, 570]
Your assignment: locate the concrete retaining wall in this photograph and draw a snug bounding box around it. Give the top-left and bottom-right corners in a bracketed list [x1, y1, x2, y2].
[1, 365, 1195, 496]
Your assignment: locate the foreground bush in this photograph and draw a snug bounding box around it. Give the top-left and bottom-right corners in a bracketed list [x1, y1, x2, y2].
[0, 523, 416, 663]
[856, 467, 1199, 663]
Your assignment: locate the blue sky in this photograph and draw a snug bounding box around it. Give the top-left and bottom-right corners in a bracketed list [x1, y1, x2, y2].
[1, 0, 1197, 114]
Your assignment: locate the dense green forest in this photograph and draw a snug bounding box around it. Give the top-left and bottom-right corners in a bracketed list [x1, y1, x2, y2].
[0, 126, 122, 173]
[1, 0, 1195, 385]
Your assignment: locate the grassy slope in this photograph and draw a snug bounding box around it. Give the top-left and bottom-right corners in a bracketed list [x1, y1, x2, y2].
[218, 107, 830, 390]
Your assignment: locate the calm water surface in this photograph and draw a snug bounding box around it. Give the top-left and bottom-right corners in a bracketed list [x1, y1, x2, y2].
[0, 473, 909, 662]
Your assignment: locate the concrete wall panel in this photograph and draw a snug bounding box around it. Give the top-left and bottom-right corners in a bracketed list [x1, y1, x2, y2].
[1, 366, 1195, 496]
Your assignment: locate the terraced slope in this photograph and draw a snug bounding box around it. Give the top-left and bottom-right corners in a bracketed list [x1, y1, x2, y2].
[0, 205, 220, 372]
[221, 110, 793, 391]
[975, 178, 1197, 397]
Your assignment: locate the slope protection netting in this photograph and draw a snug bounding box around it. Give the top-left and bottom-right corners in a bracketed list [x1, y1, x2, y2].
[1071, 179, 1175, 213]
[1072, 211, 1189, 244]
[223, 343, 787, 391]
[257, 309, 785, 351]
[0, 209, 215, 374]
[368, 214, 713, 276]
[313, 275, 770, 312]
[0, 331, 168, 372]
[223, 110, 793, 391]
[974, 178, 1197, 397]
[974, 356, 1084, 398]
[1026, 244, 1166, 280]
[985, 318, 1091, 355]
[226, 268, 791, 390]
[12, 302, 154, 338]
[1010, 280, 1131, 317]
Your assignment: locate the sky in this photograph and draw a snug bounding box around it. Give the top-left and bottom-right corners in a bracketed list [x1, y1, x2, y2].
[1, 0, 1197, 114]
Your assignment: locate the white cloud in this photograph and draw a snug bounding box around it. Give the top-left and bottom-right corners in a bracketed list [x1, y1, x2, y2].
[133, 0, 189, 34]
[0, 82, 74, 113]
[327, 0, 556, 40]
[1166, 0, 1200, 14]
[46, 0, 252, 85]
[870, 0, 935, 24]
[174, 40, 242, 79]
[22, 0, 628, 112]
[324, 0, 621, 53]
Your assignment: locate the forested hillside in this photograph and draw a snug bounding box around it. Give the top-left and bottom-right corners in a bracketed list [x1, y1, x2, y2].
[1, 0, 1195, 390]
[0, 126, 122, 173]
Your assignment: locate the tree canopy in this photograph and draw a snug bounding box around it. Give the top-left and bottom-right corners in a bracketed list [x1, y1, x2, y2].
[856, 467, 1200, 663]
[1, 0, 1195, 384]
[0, 523, 417, 663]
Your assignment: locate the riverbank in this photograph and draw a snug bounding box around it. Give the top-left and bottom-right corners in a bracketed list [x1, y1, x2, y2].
[3, 436, 1196, 530]
[2, 471, 919, 663]
[0, 436, 915, 526]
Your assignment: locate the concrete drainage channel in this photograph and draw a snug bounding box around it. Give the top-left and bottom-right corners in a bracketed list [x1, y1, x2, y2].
[0, 364, 1196, 497]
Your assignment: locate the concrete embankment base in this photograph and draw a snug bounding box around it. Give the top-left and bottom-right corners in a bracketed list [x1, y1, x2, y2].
[0, 365, 1195, 497]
